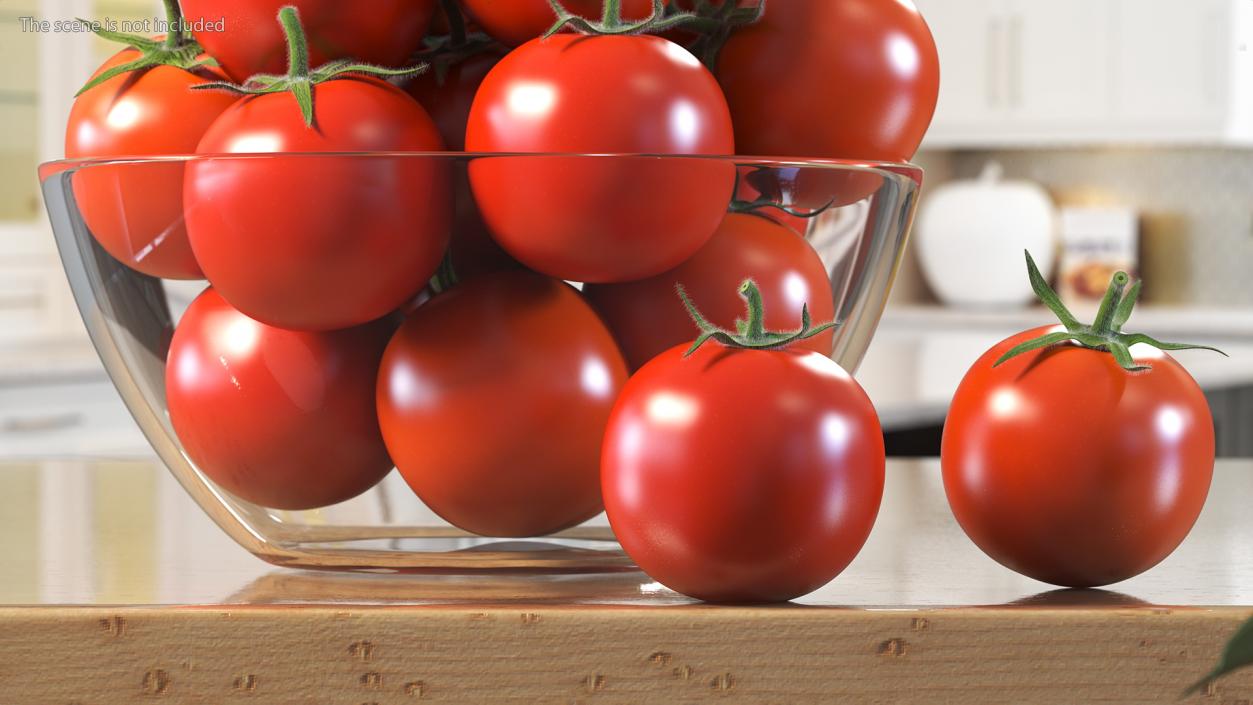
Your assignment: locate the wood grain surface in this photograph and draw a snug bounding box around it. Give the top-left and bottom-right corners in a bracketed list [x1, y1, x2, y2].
[3, 459, 1253, 703]
[1, 605, 1252, 703]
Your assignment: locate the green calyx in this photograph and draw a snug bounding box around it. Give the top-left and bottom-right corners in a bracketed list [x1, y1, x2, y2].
[681, 0, 766, 67]
[545, 0, 699, 38]
[994, 251, 1226, 372]
[729, 169, 836, 221]
[75, 0, 216, 96]
[192, 6, 427, 126]
[416, 0, 504, 86]
[679, 279, 838, 356]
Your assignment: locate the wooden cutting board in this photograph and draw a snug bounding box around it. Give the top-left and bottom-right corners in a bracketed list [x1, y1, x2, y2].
[0, 458, 1250, 704]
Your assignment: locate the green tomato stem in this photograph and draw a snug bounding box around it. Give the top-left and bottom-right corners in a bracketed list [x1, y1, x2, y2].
[438, 0, 468, 48]
[278, 7, 312, 79]
[994, 251, 1227, 372]
[161, 0, 184, 49]
[191, 5, 428, 127]
[679, 279, 838, 356]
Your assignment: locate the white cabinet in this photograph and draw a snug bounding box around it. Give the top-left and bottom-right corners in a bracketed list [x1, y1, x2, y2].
[1010, 0, 1115, 128]
[916, 0, 1004, 132]
[1111, 0, 1236, 138]
[918, 0, 1253, 147]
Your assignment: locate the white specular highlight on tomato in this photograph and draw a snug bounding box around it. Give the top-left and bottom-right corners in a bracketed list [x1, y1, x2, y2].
[106, 99, 142, 130]
[661, 39, 702, 69]
[887, 32, 922, 75]
[645, 392, 700, 427]
[222, 317, 260, 357]
[988, 388, 1023, 420]
[784, 271, 811, 303]
[820, 413, 853, 453]
[505, 82, 558, 118]
[385, 363, 436, 411]
[795, 352, 851, 381]
[224, 133, 284, 154]
[1156, 406, 1187, 442]
[668, 101, 703, 151]
[580, 357, 615, 399]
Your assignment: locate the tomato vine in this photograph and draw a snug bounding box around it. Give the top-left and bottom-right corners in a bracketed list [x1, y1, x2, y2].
[193, 6, 428, 126]
[996, 251, 1225, 372]
[76, 0, 216, 96]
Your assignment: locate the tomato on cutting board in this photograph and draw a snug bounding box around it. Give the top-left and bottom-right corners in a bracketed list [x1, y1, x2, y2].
[942, 253, 1221, 588]
[465, 4, 736, 283]
[602, 281, 884, 603]
[377, 271, 628, 538]
[184, 7, 449, 332]
[717, 0, 939, 162]
[65, 5, 237, 280]
[166, 289, 396, 511]
[584, 211, 834, 371]
[182, 0, 436, 82]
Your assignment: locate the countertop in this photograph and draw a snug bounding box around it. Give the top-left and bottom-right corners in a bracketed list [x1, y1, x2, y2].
[863, 304, 1253, 428]
[2, 457, 1252, 703]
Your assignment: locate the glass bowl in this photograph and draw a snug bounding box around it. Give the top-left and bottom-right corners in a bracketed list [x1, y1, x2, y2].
[38, 153, 922, 574]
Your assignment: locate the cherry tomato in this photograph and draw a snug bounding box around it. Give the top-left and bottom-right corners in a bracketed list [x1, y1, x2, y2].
[717, 0, 939, 162]
[407, 49, 520, 278]
[182, 0, 436, 81]
[942, 325, 1215, 588]
[184, 77, 450, 331]
[377, 272, 628, 538]
[166, 289, 395, 511]
[584, 212, 834, 371]
[65, 49, 237, 279]
[602, 336, 885, 603]
[461, 0, 655, 46]
[466, 33, 735, 283]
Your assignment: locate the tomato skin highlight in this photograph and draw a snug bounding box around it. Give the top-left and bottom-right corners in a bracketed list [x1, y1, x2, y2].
[185, 78, 450, 332]
[466, 34, 736, 283]
[942, 326, 1215, 588]
[460, 0, 655, 46]
[182, 0, 436, 82]
[602, 345, 885, 603]
[166, 289, 395, 511]
[65, 49, 237, 279]
[377, 272, 629, 538]
[717, 0, 940, 162]
[584, 212, 835, 371]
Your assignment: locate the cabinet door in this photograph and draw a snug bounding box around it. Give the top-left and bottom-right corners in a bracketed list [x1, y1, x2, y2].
[915, 0, 1008, 143]
[1008, 0, 1116, 129]
[1113, 0, 1229, 132]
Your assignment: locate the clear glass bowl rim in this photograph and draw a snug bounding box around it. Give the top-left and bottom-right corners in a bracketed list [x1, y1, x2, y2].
[40, 152, 924, 181]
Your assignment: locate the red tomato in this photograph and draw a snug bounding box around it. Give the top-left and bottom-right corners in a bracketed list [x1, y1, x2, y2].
[584, 212, 834, 371]
[182, 0, 436, 81]
[65, 50, 237, 279]
[602, 339, 885, 603]
[717, 0, 939, 162]
[166, 289, 395, 510]
[377, 272, 628, 538]
[407, 50, 521, 278]
[466, 33, 735, 283]
[184, 77, 450, 331]
[461, 0, 655, 46]
[942, 325, 1215, 587]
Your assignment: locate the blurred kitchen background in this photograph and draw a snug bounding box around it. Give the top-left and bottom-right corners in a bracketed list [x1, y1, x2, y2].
[1, 0, 1251, 465]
